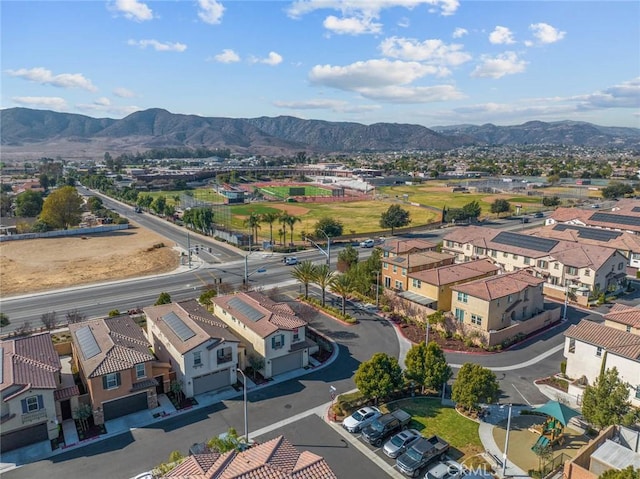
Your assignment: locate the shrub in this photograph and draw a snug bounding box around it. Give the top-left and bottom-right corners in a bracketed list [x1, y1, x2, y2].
[560, 360, 567, 375]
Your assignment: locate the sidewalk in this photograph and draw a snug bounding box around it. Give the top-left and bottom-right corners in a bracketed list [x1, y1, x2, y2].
[0, 335, 340, 474]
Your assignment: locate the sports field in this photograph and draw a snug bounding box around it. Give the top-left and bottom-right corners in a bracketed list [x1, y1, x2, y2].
[259, 185, 333, 199]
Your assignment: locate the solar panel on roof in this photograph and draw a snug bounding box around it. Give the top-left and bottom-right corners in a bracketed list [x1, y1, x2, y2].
[228, 297, 264, 322]
[590, 212, 640, 227]
[553, 224, 622, 241]
[163, 311, 196, 341]
[632, 207, 640, 213]
[493, 231, 558, 252]
[76, 326, 101, 360]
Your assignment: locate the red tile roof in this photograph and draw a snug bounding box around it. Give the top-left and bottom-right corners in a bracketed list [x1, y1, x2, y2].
[1, 333, 61, 400]
[213, 292, 307, 339]
[410, 259, 499, 285]
[604, 304, 640, 329]
[383, 251, 453, 268]
[565, 319, 640, 361]
[163, 435, 337, 478]
[381, 238, 437, 255]
[452, 270, 544, 301]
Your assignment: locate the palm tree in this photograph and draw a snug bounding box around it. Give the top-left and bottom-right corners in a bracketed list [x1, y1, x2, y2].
[244, 212, 261, 245]
[330, 273, 353, 316]
[279, 213, 290, 247]
[261, 212, 280, 247]
[285, 214, 301, 247]
[313, 264, 333, 307]
[291, 261, 317, 299]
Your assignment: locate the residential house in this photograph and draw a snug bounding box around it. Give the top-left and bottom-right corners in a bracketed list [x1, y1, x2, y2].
[402, 259, 500, 311]
[449, 270, 559, 347]
[442, 225, 628, 305]
[1, 333, 69, 452]
[546, 199, 640, 235]
[603, 304, 640, 334]
[144, 300, 240, 399]
[69, 316, 162, 425]
[164, 435, 337, 478]
[564, 319, 640, 407]
[382, 251, 454, 292]
[212, 291, 310, 379]
[380, 238, 438, 258]
[527, 223, 640, 272]
[564, 425, 640, 479]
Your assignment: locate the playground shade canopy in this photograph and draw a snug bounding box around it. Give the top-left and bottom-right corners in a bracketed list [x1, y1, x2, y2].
[533, 400, 580, 426]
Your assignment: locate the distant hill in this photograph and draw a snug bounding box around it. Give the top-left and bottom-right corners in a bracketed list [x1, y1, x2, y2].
[1, 108, 638, 160]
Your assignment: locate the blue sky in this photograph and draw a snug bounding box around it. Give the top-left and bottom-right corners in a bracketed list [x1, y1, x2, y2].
[2, 0, 639, 128]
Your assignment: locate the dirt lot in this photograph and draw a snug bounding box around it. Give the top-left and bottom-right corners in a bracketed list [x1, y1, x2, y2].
[1, 225, 179, 296]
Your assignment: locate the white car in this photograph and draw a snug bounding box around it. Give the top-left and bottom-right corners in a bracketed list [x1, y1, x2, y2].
[383, 429, 421, 458]
[342, 406, 381, 433]
[425, 460, 464, 479]
[283, 256, 298, 265]
[360, 239, 375, 248]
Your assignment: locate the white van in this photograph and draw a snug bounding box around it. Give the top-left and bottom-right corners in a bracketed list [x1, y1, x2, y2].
[283, 256, 298, 265]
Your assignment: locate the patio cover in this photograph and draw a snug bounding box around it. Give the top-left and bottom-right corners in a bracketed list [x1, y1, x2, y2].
[533, 400, 580, 426]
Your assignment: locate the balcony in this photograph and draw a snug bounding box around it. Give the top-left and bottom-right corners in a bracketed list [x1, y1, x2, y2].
[22, 409, 48, 424]
[217, 353, 233, 365]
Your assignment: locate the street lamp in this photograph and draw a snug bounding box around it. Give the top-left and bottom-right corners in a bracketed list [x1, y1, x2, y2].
[305, 231, 331, 266]
[236, 368, 249, 443]
[502, 403, 513, 477]
[563, 282, 577, 321]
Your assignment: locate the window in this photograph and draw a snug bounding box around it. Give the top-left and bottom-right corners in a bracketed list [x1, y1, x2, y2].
[104, 372, 121, 390]
[471, 314, 482, 326]
[596, 347, 603, 357]
[193, 351, 202, 367]
[135, 363, 146, 379]
[537, 260, 548, 269]
[454, 308, 465, 322]
[383, 263, 388, 270]
[627, 325, 632, 333]
[618, 262, 624, 270]
[217, 347, 232, 363]
[401, 268, 407, 277]
[392, 265, 397, 273]
[26, 396, 39, 412]
[568, 338, 575, 353]
[491, 250, 497, 258]
[457, 292, 468, 303]
[566, 266, 577, 276]
[474, 247, 485, 255]
[522, 306, 527, 318]
[445, 240, 453, 248]
[524, 289, 529, 301]
[384, 277, 391, 288]
[513, 254, 518, 260]
[395, 280, 403, 290]
[293, 329, 300, 342]
[466, 244, 471, 250]
[507, 294, 513, 303]
[554, 263, 559, 270]
[412, 278, 422, 288]
[271, 334, 284, 349]
[503, 252, 508, 258]
[584, 269, 590, 277]
[524, 257, 530, 265]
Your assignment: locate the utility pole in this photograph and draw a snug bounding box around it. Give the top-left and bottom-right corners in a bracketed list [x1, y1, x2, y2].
[187, 231, 191, 268]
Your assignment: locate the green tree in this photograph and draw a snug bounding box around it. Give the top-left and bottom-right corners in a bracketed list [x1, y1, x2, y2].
[404, 342, 452, 394]
[73, 403, 93, 432]
[86, 196, 103, 214]
[155, 292, 172, 305]
[244, 212, 262, 245]
[291, 261, 317, 299]
[207, 427, 246, 453]
[337, 244, 359, 272]
[329, 273, 353, 316]
[260, 212, 280, 246]
[108, 309, 120, 317]
[0, 313, 9, 327]
[283, 214, 301, 247]
[602, 183, 634, 199]
[39, 186, 83, 229]
[581, 367, 637, 430]
[380, 204, 411, 235]
[451, 363, 499, 412]
[40, 311, 57, 330]
[354, 352, 404, 404]
[462, 200, 482, 221]
[542, 196, 561, 207]
[313, 216, 343, 239]
[137, 194, 153, 211]
[490, 199, 511, 216]
[0, 193, 12, 217]
[312, 263, 333, 307]
[151, 195, 167, 215]
[600, 467, 640, 479]
[15, 190, 44, 217]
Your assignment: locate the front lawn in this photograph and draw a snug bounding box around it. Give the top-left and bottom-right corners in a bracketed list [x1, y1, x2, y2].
[385, 397, 483, 458]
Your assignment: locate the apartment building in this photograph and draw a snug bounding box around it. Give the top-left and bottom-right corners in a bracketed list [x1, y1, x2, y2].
[382, 251, 455, 292]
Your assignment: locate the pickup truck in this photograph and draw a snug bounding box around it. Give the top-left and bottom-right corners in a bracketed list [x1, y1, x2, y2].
[361, 409, 411, 447]
[396, 435, 450, 477]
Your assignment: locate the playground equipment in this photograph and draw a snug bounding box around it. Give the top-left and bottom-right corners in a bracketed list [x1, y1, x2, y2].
[529, 400, 580, 451]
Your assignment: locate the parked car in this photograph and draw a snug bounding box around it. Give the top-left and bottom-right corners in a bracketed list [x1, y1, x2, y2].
[283, 256, 298, 265]
[424, 459, 464, 479]
[533, 211, 544, 218]
[383, 429, 421, 458]
[362, 409, 412, 447]
[397, 435, 450, 477]
[360, 239, 375, 248]
[342, 406, 382, 433]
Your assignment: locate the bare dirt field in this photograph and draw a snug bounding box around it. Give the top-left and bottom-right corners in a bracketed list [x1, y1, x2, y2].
[1, 225, 179, 296]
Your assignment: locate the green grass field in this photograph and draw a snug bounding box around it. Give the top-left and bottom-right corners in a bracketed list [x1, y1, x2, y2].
[259, 185, 333, 199]
[385, 397, 483, 458]
[145, 188, 225, 205]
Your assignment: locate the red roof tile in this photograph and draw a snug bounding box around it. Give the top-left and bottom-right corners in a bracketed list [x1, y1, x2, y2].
[565, 320, 640, 361]
[452, 270, 544, 301]
[604, 304, 640, 329]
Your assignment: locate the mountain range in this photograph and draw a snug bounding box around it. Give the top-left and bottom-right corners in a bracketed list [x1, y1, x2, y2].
[1, 107, 638, 160]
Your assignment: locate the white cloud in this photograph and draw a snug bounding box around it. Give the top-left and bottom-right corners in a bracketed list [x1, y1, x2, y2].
[11, 96, 68, 110]
[398, 17, 410, 28]
[250, 52, 283, 66]
[574, 77, 640, 109]
[379, 36, 471, 67]
[76, 101, 140, 116]
[6, 67, 97, 91]
[197, 0, 225, 25]
[211, 49, 240, 63]
[529, 23, 566, 44]
[287, 0, 460, 19]
[94, 97, 111, 106]
[309, 59, 437, 90]
[452, 27, 467, 38]
[489, 26, 515, 45]
[356, 84, 465, 103]
[323, 15, 382, 35]
[113, 87, 135, 98]
[471, 51, 527, 79]
[273, 98, 380, 113]
[110, 0, 153, 22]
[127, 39, 187, 52]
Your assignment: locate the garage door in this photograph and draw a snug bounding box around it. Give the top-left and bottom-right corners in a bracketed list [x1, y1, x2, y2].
[193, 368, 231, 396]
[103, 392, 148, 421]
[1, 422, 48, 452]
[271, 351, 303, 376]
